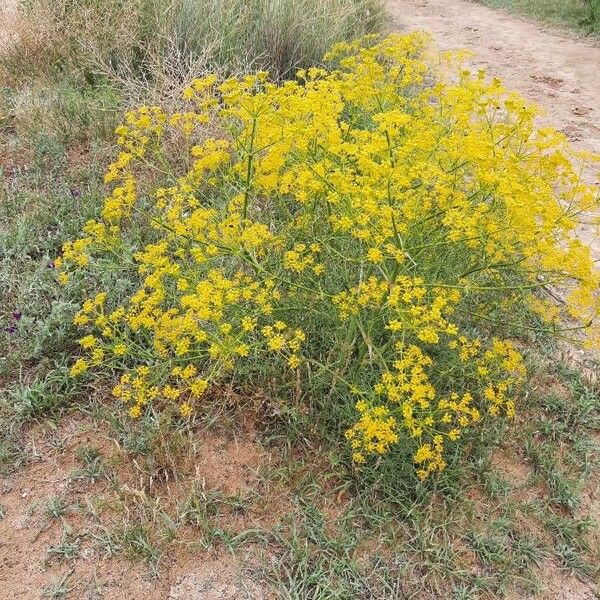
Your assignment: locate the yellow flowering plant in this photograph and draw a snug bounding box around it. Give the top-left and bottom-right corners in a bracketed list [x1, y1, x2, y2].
[58, 33, 599, 478]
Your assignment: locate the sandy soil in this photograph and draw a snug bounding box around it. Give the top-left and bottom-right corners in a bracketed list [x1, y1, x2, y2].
[0, 417, 275, 599]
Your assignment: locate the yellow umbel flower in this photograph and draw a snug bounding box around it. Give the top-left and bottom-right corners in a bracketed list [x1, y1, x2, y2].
[60, 32, 599, 478]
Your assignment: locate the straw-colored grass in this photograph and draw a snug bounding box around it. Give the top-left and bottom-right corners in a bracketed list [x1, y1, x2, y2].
[1, 0, 384, 94]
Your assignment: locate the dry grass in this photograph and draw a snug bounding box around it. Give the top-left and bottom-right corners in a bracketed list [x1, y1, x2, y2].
[1, 0, 384, 98]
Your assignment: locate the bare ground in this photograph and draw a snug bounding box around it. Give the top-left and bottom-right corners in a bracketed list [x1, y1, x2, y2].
[0, 416, 277, 599]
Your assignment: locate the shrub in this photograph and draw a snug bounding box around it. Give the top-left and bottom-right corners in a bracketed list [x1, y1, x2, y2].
[57, 34, 600, 479]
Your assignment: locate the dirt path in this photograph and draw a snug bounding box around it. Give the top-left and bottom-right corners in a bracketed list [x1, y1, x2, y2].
[387, 0, 600, 153]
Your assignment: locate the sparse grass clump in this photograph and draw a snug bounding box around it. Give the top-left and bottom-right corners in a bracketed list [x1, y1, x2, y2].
[475, 0, 600, 34]
[58, 33, 600, 479]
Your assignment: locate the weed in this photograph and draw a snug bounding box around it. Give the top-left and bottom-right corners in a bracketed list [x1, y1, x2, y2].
[582, 0, 600, 30]
[45, 496, 77, 522]
[525, 439, 582, 510]
[544, 513, 593, 549]
[47, 528, 81, 561]
[61, 34, 600, 483]
[179, 484, 248, 548]
[556, 544, 597, 578]
[91, 522, 163, 573]
[6, 367, 76, 424]
[45, 496, 71, 520]
[1, 0, 384, 91]
[265, 511, 369, 599]
[72, 446, 106, 482]
[120, 524, 162, 573]
[476, 0, 600, 34]
[41, 572, 72, 599]
[511, 534, 546, 570]
[91, 527, 123, 559]
[0, 438, 24, 474]
[481, 470, 512, 499]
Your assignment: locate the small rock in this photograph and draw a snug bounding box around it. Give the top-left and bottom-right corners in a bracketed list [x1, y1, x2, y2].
[572, 106, 592, 116]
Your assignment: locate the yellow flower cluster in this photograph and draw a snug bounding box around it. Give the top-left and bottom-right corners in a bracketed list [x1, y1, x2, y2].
[58, 33, 599, 477]
[334, 276, 460, 343]
[346, 401, 399, 460]
[348, 336, 525, 478]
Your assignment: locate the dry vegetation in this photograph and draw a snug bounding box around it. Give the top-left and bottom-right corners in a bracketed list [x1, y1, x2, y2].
[1, 0, 383, 91]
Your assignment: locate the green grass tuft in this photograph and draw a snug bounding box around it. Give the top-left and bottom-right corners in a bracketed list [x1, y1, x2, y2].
[475, 0, 600, 34]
